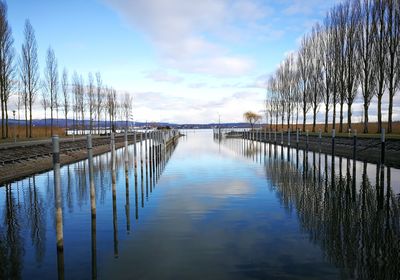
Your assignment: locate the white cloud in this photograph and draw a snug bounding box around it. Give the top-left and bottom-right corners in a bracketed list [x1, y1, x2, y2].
[145, 69, 183, 83]
[103, 0, 276, 76]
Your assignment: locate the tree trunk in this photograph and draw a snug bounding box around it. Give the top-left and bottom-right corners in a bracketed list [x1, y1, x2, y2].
[25, 101, 28, 138]
[324, 103, 329, 133]
[1, 97, 4, 139]
[332, 102, 336, 132]
[347, 102, 352, 131]
[363, 102, 369, 134]
[5, 103, 8, 138]
[29, 99, 33, 138]
[51, 106, 53, 136]
[44, 110, 47, 136]
[339, 101, 344, 133]
[377, 94, 382, 133]
[312, 106, 317, 132]
[302, 102, 306, 132]
[388, 93, 393, 133]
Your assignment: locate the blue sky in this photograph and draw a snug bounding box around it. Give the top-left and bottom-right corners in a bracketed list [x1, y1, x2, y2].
[8, 0, 339, 123]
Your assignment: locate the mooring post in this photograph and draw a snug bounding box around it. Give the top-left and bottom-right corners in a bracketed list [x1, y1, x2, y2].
[145, 129, 148, 163]
[288, 128, 291, 147]
[381, 128, 385, 165]
[296, 129, 299, 150]
[353, 130, 357, 161]
[331, 129, 335, 156]
[269, 128, 271, 143]
[111, 132, 116, 173]
[318, 130, 322, 153]
[87, 134, 96, 215]
[306, 130, 309, 151]
[274, 130, 277, 145]
[52, 135, 64, 279]
[133, 130, 137, 168]
[124, 129, 128, 163]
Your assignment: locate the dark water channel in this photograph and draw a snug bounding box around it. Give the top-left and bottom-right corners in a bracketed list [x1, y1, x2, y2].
[0, 130, 399, 279]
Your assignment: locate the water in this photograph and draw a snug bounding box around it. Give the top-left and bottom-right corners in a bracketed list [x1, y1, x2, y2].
[0, 130, 399, 279]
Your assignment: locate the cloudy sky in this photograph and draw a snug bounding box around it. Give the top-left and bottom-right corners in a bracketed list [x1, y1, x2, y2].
[9, 0, 345, 124]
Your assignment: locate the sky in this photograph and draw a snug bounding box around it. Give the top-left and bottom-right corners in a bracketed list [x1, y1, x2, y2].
[6, 0, 374, 124]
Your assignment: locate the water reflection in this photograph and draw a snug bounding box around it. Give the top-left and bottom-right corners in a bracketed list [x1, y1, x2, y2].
[0, 132, 179, 279]
[219, 136, 400, 279]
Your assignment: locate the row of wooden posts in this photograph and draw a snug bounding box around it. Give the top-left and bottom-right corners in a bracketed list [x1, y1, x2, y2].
[51, 129, 179, 279]
[214, 128, 386, 167]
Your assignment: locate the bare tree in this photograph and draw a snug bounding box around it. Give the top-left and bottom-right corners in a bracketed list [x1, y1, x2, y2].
[298, 36, 312, 131]
[72, 71, 80, 135]
[44, 47, 58, 136]
[321, 14, 334, 133]
[40, 88, 49, 136]
[385, 0, 400, 133]
[87, 72, 95, 134]
[372, 0, 388, 133]
[356, 0, 377, 133]
[107, 87, 116, 133]
[122, 92, 133, 129]
[345, 0, 360, 131]
[0, 1, 15, 138]
[95, 72, 102, 134]
[20, 20, 39, 138]
[61, 68, 69, 135]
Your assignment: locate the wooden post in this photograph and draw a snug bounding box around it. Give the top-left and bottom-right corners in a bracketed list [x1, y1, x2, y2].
[331, 129, 335, 156]
[124, 129, 128, 163]
[318, 130, 322, 153]
[52, 135, 64, 280]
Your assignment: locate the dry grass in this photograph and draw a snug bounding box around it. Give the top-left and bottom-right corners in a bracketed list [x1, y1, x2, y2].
[5, 125, 66, 139]
[265, 121, 400, 135]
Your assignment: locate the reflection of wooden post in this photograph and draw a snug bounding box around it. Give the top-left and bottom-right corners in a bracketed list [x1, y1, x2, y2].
[111, 134, 118, 258]
[88, 134, 97, 280]
[124, 129, 128, 163]
[133, 130, 137, 169]
[380, 128, 385, 165]
[125, 162, 131, 234]
[52, 135, 64, 280]
[331, 129, 335, 156]
[87, 135, 96, 215]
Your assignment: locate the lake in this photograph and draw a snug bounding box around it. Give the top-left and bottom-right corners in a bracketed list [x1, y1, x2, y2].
[0, 129, 399, 279]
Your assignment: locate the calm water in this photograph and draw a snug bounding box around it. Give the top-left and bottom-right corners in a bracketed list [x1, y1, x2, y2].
[0, 130, 399, 279]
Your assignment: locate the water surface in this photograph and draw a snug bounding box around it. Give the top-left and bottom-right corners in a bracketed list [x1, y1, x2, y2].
[0, 130, 399, 279]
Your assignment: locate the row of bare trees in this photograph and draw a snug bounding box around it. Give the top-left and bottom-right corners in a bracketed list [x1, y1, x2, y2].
[0, 1, 134, 138]
[266, 0, 399, 134]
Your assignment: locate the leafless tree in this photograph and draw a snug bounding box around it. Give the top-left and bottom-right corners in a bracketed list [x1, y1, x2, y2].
[372, 0, 388, 133]
[356, 0, 377, 133]
[385, 0, 400, 133]
[95, 72, 102, 134]
[298, 36, 312, 131]
[0, 1, 14, 139]
[345, 0, 360, 131]
[122, 92, 133, 129]
[61, 68, 69, 134]
[20, 19, 39, 138]
[321, 14, 334, 133]
[44, 46, 58, 136]
[40, 88, 49, 135]
[87, 72, 95, 134]
[107, 87, 116, 133]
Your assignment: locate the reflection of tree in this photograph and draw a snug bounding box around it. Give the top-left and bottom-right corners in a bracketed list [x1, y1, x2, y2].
[263, 154, 400, 279]
[25, 176, 46, 264]
[0, 184, 24, 279]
